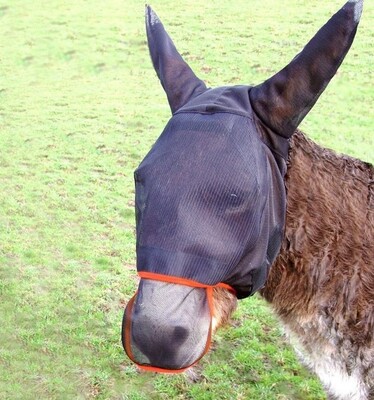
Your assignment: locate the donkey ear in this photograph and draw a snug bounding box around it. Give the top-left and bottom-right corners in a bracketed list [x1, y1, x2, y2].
[250, 0, 363, 138]
[145, 6, 207, 113]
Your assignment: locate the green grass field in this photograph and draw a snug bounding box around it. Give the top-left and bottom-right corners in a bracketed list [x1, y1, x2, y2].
[0, 1, 372, 399]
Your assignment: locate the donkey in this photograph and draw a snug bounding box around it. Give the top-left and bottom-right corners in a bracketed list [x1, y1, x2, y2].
[122, 1, 373, 399]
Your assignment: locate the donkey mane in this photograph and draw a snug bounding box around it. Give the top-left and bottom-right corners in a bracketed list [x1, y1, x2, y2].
[261, 131, 374, 394]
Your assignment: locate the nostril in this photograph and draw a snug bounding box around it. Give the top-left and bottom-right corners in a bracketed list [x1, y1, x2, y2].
[173, 326, 189, 344]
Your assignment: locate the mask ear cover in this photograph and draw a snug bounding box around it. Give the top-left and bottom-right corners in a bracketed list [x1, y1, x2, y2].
[122, 273, 235, 373]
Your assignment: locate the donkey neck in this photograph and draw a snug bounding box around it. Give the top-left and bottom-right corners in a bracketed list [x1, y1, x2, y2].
[261, 130, 373, 324]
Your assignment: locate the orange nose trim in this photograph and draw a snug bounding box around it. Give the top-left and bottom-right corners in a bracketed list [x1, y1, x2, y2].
[122, 273, 236, 374]
[138, 271, 236, 295]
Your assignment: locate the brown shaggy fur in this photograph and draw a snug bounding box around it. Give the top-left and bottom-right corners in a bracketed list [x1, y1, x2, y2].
[261, 131, 374, 399]
[212, 287, 237, 329]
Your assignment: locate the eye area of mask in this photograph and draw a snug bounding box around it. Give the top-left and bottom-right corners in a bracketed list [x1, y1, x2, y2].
[122, 278, 217, 372]
[134, 122, 268, 258]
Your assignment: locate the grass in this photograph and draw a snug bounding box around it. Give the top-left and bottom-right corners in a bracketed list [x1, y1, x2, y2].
[0, 0, 372, 399]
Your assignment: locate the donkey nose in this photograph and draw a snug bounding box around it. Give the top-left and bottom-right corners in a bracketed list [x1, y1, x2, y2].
[173, 326, 189, 344]
[132, 320, 191, 369]
[124, 279, 212, 370]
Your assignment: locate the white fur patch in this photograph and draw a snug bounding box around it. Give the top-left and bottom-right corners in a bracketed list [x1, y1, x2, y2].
[281, 324, 368, 400]
[316, 366, 366, 400]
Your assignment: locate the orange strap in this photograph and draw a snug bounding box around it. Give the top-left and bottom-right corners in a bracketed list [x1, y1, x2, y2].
[138, 271, 236, 296]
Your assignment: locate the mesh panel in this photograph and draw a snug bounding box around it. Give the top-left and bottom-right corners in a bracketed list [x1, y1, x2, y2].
[122, 279, 212, 371]
[135, 109, 285, 298]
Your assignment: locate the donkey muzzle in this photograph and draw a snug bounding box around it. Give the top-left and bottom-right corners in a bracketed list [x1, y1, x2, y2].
[122, 279, 213, 372]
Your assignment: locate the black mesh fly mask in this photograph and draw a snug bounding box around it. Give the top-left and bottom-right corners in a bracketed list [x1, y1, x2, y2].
[123, 1, 363, 372]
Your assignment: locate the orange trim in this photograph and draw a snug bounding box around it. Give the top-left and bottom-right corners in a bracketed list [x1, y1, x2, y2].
[206, 286, 214, 316]
[137, 364, 193, 374]
[139, 271, 213, 288]
[138, 271, 236, 295]
[216, 282, 236, 294]
[123, 293, 137, 362]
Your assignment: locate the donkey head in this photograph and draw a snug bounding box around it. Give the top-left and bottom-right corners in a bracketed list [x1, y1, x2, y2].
[123, 0, 363, 372]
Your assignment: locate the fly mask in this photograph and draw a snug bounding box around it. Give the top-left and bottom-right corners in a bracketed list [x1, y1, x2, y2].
[123, 0, 363, 372]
